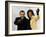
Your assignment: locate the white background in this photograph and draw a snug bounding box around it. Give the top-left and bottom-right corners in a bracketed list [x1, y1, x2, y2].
[0, 0, 46, 37]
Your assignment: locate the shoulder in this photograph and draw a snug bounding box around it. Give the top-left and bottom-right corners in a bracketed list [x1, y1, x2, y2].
[15, 17, 21, 20]
[24, 17, 29, 21]
[32, 15, 39, 20]
[24, 17, 28, 20]
[32, 16, 36, 18]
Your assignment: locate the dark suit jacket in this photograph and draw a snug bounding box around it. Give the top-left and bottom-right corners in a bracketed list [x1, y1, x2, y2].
[14, 17, 32, 30]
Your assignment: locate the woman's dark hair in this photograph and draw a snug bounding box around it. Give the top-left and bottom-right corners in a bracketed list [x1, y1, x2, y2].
[27, 9, 34, 18]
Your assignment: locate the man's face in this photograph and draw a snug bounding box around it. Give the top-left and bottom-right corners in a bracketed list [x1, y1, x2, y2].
[29, 12, 32, 17]
[19, 12, 25, 17]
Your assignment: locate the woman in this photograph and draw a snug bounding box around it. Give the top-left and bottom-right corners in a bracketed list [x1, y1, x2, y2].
[27, 8, 40, 30]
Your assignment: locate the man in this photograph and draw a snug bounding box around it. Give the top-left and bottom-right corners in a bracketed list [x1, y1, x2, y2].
[14, 10, 31, 30]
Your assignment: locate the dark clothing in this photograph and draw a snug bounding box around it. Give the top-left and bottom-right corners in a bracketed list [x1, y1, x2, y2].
[14, 17, 32, 30]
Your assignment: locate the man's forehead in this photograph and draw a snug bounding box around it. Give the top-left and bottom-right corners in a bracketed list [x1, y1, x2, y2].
[20, 12, 25, 14]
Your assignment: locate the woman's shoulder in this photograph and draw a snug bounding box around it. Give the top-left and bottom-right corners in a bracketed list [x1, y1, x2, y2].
[32, 15, 38, 18]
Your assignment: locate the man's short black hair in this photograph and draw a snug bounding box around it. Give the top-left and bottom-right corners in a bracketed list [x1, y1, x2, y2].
[27, 9, 34, 17]
[20, 10, 25, 14]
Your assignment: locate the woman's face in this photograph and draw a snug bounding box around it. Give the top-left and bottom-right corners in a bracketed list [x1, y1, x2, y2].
[28, 12, 32, 18]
